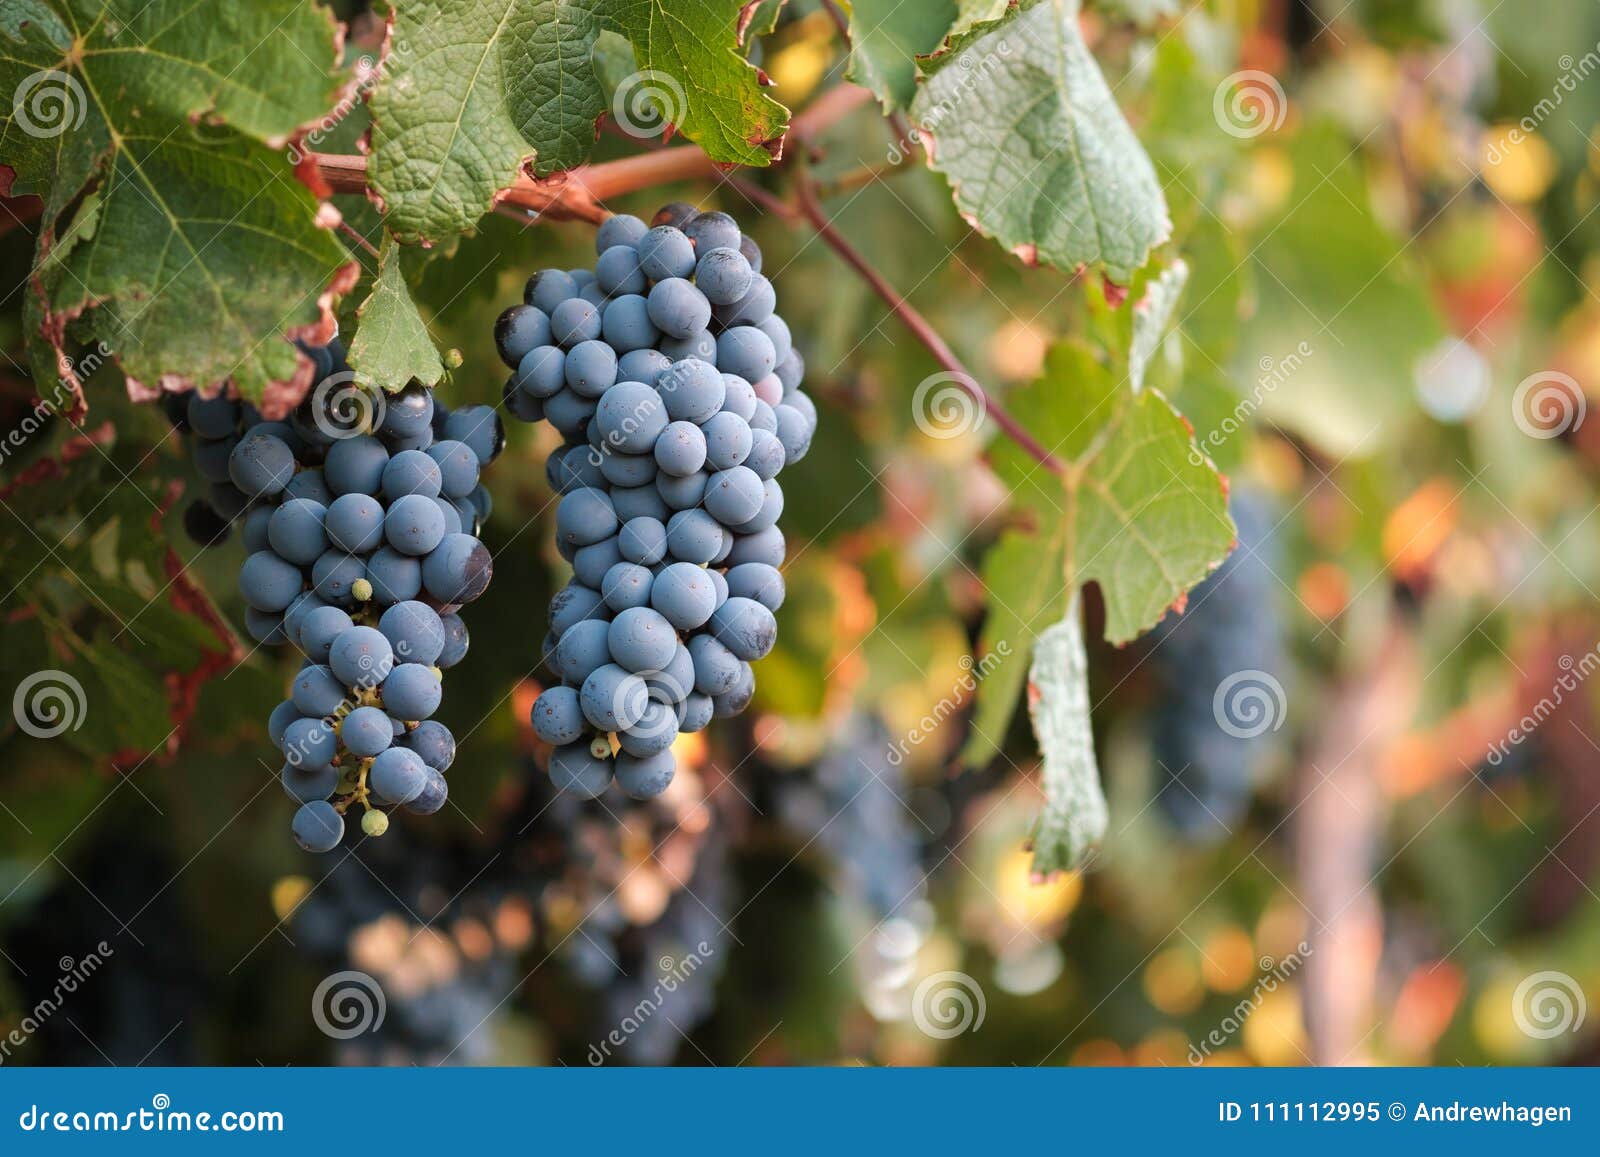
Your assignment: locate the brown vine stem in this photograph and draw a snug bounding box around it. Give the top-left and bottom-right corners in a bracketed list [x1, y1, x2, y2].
[791, 176, 1066, 477]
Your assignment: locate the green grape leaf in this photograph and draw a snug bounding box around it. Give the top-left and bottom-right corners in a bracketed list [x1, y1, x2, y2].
[1026, 593, 1108, 874]
[910, 0, 1170, 282]
[347, 237, 446, 391]
[371, 0, 788, 244]
[843, 0, 956, 112]
[0, 0, 353, 409]
[738, 0, 785, 43]
[1128, 258, 1188, 392]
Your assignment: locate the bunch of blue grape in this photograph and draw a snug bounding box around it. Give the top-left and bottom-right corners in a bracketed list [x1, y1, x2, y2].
[1146, 489, 1286, 842]
[496, 203, 814, 802]
[206, 351, 504, 852]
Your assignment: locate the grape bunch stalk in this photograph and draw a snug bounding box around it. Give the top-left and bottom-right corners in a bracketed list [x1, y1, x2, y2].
[173, 343, 506, 852]
[497, 203, 815, 802]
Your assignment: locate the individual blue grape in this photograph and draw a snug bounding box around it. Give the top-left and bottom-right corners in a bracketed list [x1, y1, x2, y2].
[193, 435, 237, 483]
[774, 403, 814, 464]
[384, 492, 448, 556]
[757, 314, 792, 364]
[443, 405, 505, 465]
[595, 381, 668, 453]
[526, 269, 578, 313]
[744, 427, 785, 480]
[598, 451, 657, 488]
[330, 625, 395, 688]
[748, 398, 778, 434]
[282, 594, 330, 653]
[324, 435, 390, 496]
[292, 664, 348, 717]
[596, 213, 648, 253]
[578, 280, 609, 307]
[282, 716, 337, 770]
[186, 392, 239, 439]
[701, 411, 752, 470]
[657, 329, 717, 363]
[246, 608, 289, 645]
[503, 374, 544, 423]
[617, 348, 672, 384]
[595, 244, 647, 296]
[678, 692, 714, 733]
[209, 481, 250, 521]
[573, 536, 624, 588]
[610, 482, 670, 523]
[720, 374, 758, 421]
[549, 582, 610, 636]
[607, 606, 677, 674]
[725, 562, 785, 611]
[683, 210, 740, 253]
[269, 698, 300, 748]
[382, 664, 443, 721]
[646, 277, 712, 338]
[312, 551, 366, 606]
[342, 705, 394, 757]
[739, 233, 763, 274]
[651, 201, 698, 229]
[774, 347, 805, 393]
[599, 293, 660, 354]
[564, 340, 619, 398]
[580, 663, 648, 730]
[228, 431, 295, 499]
[656, 470, 708, 511]
[282, 762, 340, 805]
[543, 390, 598, 440]
[292, 800, 344, 852]
[733, 478, 784, 534]
[379, 600, 446, 666]
[636, 225, 696, 281]
[550, 297, 603, 347]
[426, 440, 480, 499]
[656, 359, 725, 424]
[299, 605, 353, 662]
[710, 596, 778, 661]
[615, 749, 677, 800]
[548, 742, 613, 799]
[694, 246, 754, 305]
[381, 448, 443, 499]
[618, 516, 668, 565]
[649, 562, 717, 630]
[266, 499, 328, 564]
[555, 619, 613, 685]
[495, 304, 551, 368]
[787, 388, 817, 427]
[239, 551, 304, 612]
[556, 487, 619, 546]
[716, 326, 777, 383]
[365, 546, 423, 604]
[619, 702, 677, 758]
[666, 509, 727, 564]
[421, 533, 493, 604]
[378, 385, 435, 445]
[240, 505, 272, 553]
[688, 634, 742, 696]
[551, 444, 606, 493]
[711, 660, 756, 717]
[369, 746, 428, 804]
[515, 345, 567, 399]
[656, 643, 696, 704]
[403, 719, 456, 771]
[601, 561, 654, 612]
[279, 467, 331, 507]
[325, 492, 386, 554]
[707, 567, 729, 606]
[713, 274, 775, 328]
[438, 613, 469, 668]
[406, 768, 450, 815]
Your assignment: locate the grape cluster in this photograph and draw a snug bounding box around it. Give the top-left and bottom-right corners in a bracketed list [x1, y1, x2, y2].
[184, 348, 505, 852]
[497, 203, 815, 801]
